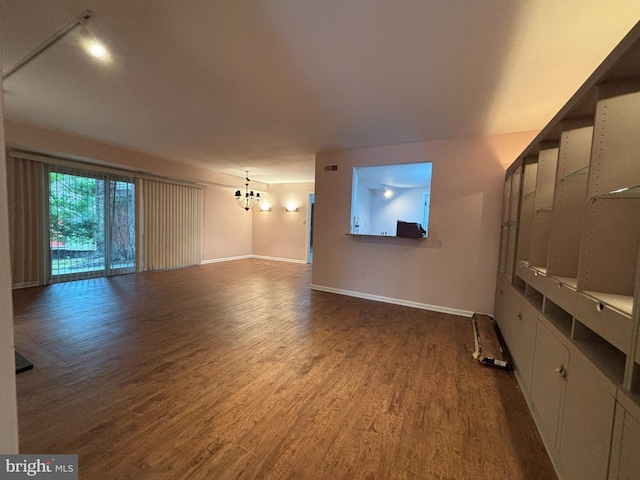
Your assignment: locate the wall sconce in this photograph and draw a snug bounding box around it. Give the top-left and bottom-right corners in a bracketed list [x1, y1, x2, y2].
[285, 203, 298, 212]
[260, 203, 271, 212]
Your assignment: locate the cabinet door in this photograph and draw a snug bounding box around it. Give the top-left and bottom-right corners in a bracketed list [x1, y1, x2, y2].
[493, 278, 520, 349]
[557, 354, 615, 480]
[509, 299, 538, 394]
[531, 321, 569, 450]
[609, 403, 640, 480]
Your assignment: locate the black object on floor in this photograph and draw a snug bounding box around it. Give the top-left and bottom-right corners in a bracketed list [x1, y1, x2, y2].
[471, 313, 512, 370]
[15, 351, 34, 374]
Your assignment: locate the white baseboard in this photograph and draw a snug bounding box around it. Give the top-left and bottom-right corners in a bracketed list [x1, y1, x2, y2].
[12, 281, 45, 290]
[310, 284, 474, 317]
[201, 255, 307, 265]
[200, 255, 251, 264]
[251, 255, 307, 264]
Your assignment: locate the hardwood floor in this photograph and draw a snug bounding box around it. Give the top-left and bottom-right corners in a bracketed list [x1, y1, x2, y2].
[12, 259, 556, 479]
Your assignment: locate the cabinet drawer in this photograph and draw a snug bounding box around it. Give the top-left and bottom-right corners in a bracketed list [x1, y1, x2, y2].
[546, 277, 577, 316]
[575, 293, 632, 354]
[516, 263, 547, 293]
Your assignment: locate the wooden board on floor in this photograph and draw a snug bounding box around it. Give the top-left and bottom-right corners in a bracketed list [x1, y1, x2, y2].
[472, 313, 511, 369]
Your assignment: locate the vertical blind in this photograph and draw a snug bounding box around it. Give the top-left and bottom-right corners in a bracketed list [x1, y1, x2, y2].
[140, 178, 203, 271]
[6, 152, 205, 287]
[7, 157, 47, 287]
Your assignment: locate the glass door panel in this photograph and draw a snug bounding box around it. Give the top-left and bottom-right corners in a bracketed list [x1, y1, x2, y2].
[108, 180, 135, 273]
[49, 170, 135, 282]
[50, 172, 105, 279]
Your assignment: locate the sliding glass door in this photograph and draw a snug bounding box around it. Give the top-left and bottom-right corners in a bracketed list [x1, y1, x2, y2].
[107, 180, 136, 273]
[49, 169, 135, 281]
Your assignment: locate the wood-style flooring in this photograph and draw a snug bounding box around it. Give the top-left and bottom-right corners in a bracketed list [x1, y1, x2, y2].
[12, 259, 557, 479]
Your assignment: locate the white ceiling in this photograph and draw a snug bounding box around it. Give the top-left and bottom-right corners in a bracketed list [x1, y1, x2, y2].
[1, 1, 639, 184]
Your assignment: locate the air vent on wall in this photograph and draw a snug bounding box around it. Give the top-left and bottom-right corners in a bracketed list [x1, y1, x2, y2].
[324, 165, 338, 171]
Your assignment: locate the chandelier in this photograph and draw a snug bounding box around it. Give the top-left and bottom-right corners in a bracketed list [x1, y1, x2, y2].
[235, 171, 261, 211]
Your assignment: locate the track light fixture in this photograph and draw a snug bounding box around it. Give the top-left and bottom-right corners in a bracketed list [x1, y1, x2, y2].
[2, 10, 102, 80]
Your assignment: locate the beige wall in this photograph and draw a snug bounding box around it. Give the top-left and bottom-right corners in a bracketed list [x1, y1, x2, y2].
[0, 81, 20, 452]
[311, 131, 538, 315]
[202, 182, 252, 260]
[4, 120, 261, 262]
[252, 182, 315, 262]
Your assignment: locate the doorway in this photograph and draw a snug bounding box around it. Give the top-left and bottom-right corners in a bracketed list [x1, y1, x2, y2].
[307, 193, 315, 264]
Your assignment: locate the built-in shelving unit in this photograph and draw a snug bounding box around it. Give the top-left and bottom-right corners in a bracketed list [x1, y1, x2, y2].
[547, 122, 593, 307]
[515, 161, 537, 268]
[498, 165, 522, 283]
[529, 147, 558, 271]
[494, 20, 640, 480]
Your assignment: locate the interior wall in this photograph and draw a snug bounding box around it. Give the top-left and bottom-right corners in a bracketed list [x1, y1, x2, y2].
[202, 183, 252, 260]
[311, 131, 538, 314]
[0, 79, 20, 452]
[354, 181, 371, 234]
[252, 182, 315, 262]
[4, 120, 258, 262]
[369, 187, 425, 236]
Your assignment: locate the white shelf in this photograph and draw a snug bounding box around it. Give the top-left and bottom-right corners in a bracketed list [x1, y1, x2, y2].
[529, 206, 552, 268]
[517, 192, 535, 264]
[509, 167, 522, 224]
[535, 148, 559, 212]
[560, 165, 589, 183]
[572, 330, 626, 386]
[522, 163, 538, 198]
[502, 178, 511, 224]
[553, 276, 578, 290]
[557, 125, 593, 180]
[578, 200, 640, 296]
[582, 291, 634, 316]
[589, 87, 640, 197]
[548, 167, 588, 280]
[590, 184, 640, 202]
